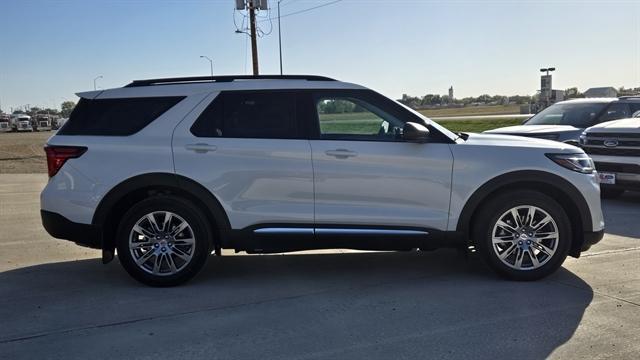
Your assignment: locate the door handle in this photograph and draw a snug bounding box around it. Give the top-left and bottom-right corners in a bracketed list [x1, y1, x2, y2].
[185, 143, 217, 153]
[325, 149, 358, 159]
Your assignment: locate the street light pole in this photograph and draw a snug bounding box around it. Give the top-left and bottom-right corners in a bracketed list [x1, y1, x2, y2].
[200, 56, 214, 77]
[539, 67, 556, 107]
[93, 75, 103, 90]
[278, 0, 283, 75]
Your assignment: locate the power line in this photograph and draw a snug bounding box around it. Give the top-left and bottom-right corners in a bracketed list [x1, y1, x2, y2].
[259, 0, 343, 22]
[280, 0, 302, 7]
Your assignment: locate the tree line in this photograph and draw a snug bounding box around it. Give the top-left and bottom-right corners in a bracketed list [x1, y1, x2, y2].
[398, 87, 592, 108]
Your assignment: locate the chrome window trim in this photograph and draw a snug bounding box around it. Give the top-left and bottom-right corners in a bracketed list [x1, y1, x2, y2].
[253, 228, 314, 235]
[253, 227, 429, 236]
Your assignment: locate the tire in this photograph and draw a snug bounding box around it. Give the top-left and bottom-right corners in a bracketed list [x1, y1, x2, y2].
[600, 187, 624, 199]
[116, 195, 211, 286]
[473, 190, 571, 281]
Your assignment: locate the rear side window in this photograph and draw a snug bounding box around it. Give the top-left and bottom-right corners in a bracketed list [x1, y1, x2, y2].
[190, 91, 299, 139]
[59, 96, 184, 136]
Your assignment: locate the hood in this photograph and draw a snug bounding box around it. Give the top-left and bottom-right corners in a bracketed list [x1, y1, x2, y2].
[586, 118, 640, 133]
[484, 124, 581, 134]
[461, 132, 581, 152]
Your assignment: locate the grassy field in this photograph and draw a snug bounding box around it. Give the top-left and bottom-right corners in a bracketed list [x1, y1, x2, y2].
[0, 117, 520, 174]
[418, 104, 521, 118]
[319, 112, 522, 134]
[436, 117, 521, 132]
[0, 131, 50, 174]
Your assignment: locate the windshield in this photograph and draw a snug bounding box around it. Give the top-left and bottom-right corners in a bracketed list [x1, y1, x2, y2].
[525, 102, 607, 127]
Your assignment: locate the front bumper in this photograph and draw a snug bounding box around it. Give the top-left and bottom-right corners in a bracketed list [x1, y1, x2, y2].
[593, 160, 640, 191]
[41, 210, 101, 249]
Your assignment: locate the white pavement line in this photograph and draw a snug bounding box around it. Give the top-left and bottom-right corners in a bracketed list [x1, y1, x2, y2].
[0, 271, 443, 344]
[0, 240, 53, 247]
[580, 246, 640, 258]
[550, 279, 640, 308]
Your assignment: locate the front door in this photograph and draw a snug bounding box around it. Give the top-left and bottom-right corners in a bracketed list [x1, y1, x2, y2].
[308, 90, 454, 232]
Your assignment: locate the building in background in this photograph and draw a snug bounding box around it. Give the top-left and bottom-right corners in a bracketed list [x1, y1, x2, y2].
[448, 86, 454, 101]
[584, 87, 618, 98]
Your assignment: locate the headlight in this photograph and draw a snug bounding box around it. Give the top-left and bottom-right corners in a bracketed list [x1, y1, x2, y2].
[579, 132, 587, 145]
[563, 139, 580, 147]
[546, 153, 595, 174]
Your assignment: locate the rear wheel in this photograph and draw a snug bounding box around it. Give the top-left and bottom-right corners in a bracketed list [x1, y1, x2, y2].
[473, 190, 571, 281]
[116, 195, 211, 286]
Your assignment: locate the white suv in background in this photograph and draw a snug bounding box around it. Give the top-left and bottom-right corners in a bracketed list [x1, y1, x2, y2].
[41, 75, 604, 286]
[580, 114, 640, 198]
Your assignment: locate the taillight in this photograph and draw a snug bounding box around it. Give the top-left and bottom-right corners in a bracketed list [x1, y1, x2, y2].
[44, 146, 87, 178]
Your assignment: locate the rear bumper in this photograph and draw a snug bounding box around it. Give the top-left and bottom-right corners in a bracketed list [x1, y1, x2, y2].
[41, 210, 101, 249]
[581, 229, 605, 252]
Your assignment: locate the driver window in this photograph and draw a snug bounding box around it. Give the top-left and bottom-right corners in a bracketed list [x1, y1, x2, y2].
[316, 97, 404, 141]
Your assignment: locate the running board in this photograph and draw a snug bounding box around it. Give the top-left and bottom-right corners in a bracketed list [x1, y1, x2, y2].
[234, 226, 437, 253]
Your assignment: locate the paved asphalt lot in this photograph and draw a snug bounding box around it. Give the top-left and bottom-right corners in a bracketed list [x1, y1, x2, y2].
[0, 174, 638, 359]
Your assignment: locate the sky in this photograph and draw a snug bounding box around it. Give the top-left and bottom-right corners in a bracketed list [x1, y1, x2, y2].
[0, 0, 639, 112]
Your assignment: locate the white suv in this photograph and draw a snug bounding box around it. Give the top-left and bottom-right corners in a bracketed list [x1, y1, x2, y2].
[41, 75, 604, 286]
[580, 115, 640, 198]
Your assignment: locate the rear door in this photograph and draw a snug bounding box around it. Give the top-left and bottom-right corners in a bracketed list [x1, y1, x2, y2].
[307, 89, 454, 232]
[172, 90, 314, 231]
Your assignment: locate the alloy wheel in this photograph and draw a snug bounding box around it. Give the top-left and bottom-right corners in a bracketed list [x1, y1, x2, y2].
[491, 205, 559, 271]
[128, 211, 196, 276]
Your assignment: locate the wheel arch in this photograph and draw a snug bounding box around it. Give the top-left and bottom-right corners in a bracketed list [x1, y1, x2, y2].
[93, 173, 231, 262]
[456, 170, 592, 257]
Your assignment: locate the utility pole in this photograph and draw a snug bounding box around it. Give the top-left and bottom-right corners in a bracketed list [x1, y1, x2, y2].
[248, 1, 259, 75]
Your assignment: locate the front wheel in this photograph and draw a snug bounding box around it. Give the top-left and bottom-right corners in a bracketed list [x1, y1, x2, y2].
[116, 195, 211, 286]
[473, 190, 571, 281]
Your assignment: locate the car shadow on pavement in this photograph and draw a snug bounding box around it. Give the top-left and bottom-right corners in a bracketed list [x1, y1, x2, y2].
[0, 250, 593, 360]
[601, 191, 640, 238]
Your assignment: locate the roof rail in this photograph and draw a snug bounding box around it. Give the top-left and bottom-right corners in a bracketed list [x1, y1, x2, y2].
[124, 75, 336, 87]
[618, 95, 640, 99]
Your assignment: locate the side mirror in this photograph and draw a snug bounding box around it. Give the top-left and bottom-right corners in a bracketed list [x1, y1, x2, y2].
[403, 122, 430, 142]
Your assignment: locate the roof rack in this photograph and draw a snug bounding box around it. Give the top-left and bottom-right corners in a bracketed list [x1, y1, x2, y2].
[124, 75, 336, 87]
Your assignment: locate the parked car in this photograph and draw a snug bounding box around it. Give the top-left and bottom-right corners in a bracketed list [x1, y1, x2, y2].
[41, 75, 604, 286]
[580, 115, 640, 198]
[11, 114, 33, 132]
[485, 97, 640, 143]
[0, 114, 11, 132]
[33, 115, 53, 131]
